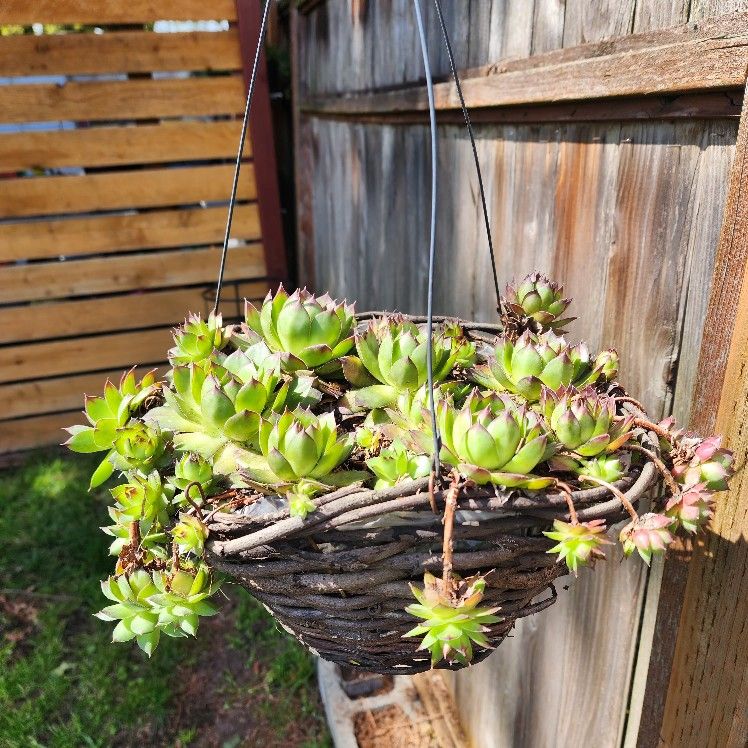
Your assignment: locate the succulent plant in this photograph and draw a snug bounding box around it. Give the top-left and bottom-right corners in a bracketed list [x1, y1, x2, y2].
[342, 318, 464, 409]
[620, 513, 673, 565]
[503, 273, 574, 332]
[145, 364, 305, 464]
[380, 384, 461, 436]
[166, 453, 214, 504]
[171, 514, 208, 556]
[64, 369, 159, 487]
[112, 422, 165, 473]
[593, 349, 619, 382]
[110, 470, 173, 524]
[169, 312, 224, 365]
[432, 396, 554, 488]
[544, 519, 611, 574]
[366, 441, 432, 489]
[471, 331, 616, 403]
[404, 572, 501, 666]
[251, 410, 355, 486]
[442, 320, 477, 368]
[540, 386, 633, 457]
[665, 483, 714, 534]
[102, 512, 167, 565]
[670, 435, 734, 491]
[96, 566, 219, 656]
[285, 480, 319, 519]
[95, 571, 163, 656]
[576, 455, 626, 483]
[148, 565, 219, 640]
[245, 285, 355, 370]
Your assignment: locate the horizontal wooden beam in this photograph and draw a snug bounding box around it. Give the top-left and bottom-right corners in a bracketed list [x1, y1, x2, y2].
[0, 412, 89, 453]
[0, 120, 252, 172]
[301, 13, 748, 117]
[0, 0, 239, 24]
[306, 91, 742, 126]
[0, 75, 245, 124]
[0, 30, 241, 77]
[0, 327, 172, 384]
[0, 163, 256, 219]
[0, 368, 166, 422]
[0, 244, 265, 304]
[0, 281, 269, 345]
[0, 204, 260, 262]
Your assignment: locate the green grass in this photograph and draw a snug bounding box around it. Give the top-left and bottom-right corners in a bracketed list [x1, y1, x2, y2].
[0, 451, 330, 747]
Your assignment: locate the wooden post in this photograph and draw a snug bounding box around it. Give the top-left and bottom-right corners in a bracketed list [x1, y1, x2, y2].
[634, 75, 748, 748]
[654, 77, 748, 747]
[236, 0, 289, 285]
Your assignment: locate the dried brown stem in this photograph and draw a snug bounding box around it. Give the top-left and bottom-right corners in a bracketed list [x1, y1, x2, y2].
[442, 470, 461, 591]
[579, 475, 639, 522]
[184, 482, 206, 520]
[129, 520, 140, 547]
[614, 395, 648, 412]
[554, 480, 579, 524]
[623, 443, 680, 497]
[428, 471, 438, 514]
[632, 417, 675, 444]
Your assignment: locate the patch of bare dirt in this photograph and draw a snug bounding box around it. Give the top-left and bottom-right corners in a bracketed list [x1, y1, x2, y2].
[162, 592, 329, 748]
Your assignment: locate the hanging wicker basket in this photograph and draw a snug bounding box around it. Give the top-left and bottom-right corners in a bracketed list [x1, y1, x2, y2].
[206, 316, 661, 675]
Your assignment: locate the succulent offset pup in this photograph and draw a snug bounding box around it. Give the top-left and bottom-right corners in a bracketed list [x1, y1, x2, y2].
[503, 272, 575, 334]
[64, 275, 734, 661]
[404, 572, 501, 666]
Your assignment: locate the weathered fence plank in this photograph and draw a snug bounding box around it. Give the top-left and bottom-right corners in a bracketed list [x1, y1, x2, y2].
[0, 412, 93, 453]
[0, 204, 260, 262]
[0, 368, 166, 421]
[0, 30, 241, 77]
[0, 0, 239, 24]
[0, 76, 245, 124]
[0, 245, 264, 304]
[0, 282, 269, 345]
[0, 120, 252, 171]
[302, 13, 748, 117]
[0, 328, 173, 385]
[661, 220, 748, 748]
[0, 164, 256, 218]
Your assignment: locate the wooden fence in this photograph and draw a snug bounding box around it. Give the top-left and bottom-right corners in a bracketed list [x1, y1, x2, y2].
[291, 2, 748, 746]
[0, 0, 286, 453]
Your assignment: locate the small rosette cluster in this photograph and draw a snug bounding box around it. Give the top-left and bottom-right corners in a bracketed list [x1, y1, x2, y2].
[503, 272, 574, 333]
[470, 330, 617, 402]
[404, 572, 501, 666]
[244, 285, 355, 371]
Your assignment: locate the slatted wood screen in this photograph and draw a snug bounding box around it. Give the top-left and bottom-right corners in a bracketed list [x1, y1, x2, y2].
[0, 0, 286, 453]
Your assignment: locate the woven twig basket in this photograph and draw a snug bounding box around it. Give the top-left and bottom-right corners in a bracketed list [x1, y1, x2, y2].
[206, 317, 660, 675]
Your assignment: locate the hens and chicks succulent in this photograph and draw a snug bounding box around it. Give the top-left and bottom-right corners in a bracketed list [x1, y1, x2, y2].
[65, 276, 733, 662]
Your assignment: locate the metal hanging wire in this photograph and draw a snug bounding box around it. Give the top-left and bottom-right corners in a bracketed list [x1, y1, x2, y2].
[412, 0, 442, 481]
[212, 0, 272, 316]
[432, 0, 502, 314]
